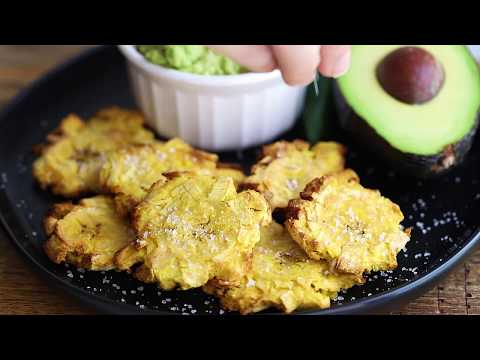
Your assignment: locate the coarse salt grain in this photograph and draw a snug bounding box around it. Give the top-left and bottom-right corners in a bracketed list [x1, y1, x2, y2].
[286, 179, 298, 191]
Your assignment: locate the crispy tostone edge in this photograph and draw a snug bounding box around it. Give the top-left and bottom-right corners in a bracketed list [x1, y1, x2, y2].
[43, 197, 130, 271]
[285, 170, 411, 275]
[115, 173, 265, 289]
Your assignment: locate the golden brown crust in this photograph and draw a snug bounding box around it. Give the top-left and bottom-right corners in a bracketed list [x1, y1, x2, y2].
[43, 202, 75, 236]
[33, 107, 155, 197]
[113, 240, 145, 273]
[241, 140, 347, 210]
[34, 114, 86, 155]
[115, 173, 271, 291]
[299, 170, 360, 201]
[162, 171, 185, 180]
[43, 196, 135, 271]
[216, 162, 243, 171]
[99, 138, 246, 215]
[237, 182, 260, 192]
[43, 235, 66, 265]
[285, 169, 411, 276]
[203, 222, 362, 314]
[261, 139, 310, 159]
[284, 199, 302, 221]
[189, 148, 218, 163]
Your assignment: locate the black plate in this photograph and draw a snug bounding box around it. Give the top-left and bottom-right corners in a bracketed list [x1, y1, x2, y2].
[1, 46, 480, 315]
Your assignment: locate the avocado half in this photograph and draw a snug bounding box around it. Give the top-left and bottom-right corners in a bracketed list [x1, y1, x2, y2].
[335, 45, 480, 178]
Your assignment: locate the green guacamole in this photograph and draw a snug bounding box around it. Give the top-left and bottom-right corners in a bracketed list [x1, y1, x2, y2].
[136, 45, 247, 75]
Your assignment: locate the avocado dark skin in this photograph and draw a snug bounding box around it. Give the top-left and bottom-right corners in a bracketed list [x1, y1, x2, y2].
[333, 83, 479, 179]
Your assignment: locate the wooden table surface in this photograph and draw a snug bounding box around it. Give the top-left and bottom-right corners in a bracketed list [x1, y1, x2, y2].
[0, 45, 479, 315]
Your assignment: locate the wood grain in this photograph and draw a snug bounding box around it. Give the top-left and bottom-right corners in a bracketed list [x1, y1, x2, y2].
[0, 45, 478, 315]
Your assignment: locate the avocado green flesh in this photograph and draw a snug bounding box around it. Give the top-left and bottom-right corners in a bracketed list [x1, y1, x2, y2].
[136, 45, 246, 76]
[337, 45, 480, 155]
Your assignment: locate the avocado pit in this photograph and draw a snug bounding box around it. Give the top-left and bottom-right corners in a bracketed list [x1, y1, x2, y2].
[376, 46, 445, 105]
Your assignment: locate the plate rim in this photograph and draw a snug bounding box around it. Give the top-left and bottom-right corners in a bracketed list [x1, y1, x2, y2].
[1, 45, 479, 315]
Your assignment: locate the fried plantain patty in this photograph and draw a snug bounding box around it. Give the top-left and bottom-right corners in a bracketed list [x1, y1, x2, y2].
[99, 138, 245, 215]
[204, 222, 361, 314]
[285, 169, 411, 276]
[43, 196, 135, 271]
[33, 107, 155, 197]
[115, 172, 271, 290]
[240, 140, 346, 210]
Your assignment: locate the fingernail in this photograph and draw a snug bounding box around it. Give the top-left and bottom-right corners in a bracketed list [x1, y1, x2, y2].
[332, 51, 351, 78]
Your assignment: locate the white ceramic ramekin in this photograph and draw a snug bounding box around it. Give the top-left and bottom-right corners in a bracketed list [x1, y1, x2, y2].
[118, 45, 307, 151]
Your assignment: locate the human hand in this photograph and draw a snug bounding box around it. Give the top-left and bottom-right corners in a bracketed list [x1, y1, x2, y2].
[207, 45, 351, 86]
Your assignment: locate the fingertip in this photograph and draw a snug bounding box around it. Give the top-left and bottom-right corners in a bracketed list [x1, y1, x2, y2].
[318, 45, 352, 78]
[272, 45, 321, 86]
[332, 50, 351, 78]
[281, 70, 317, 86]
